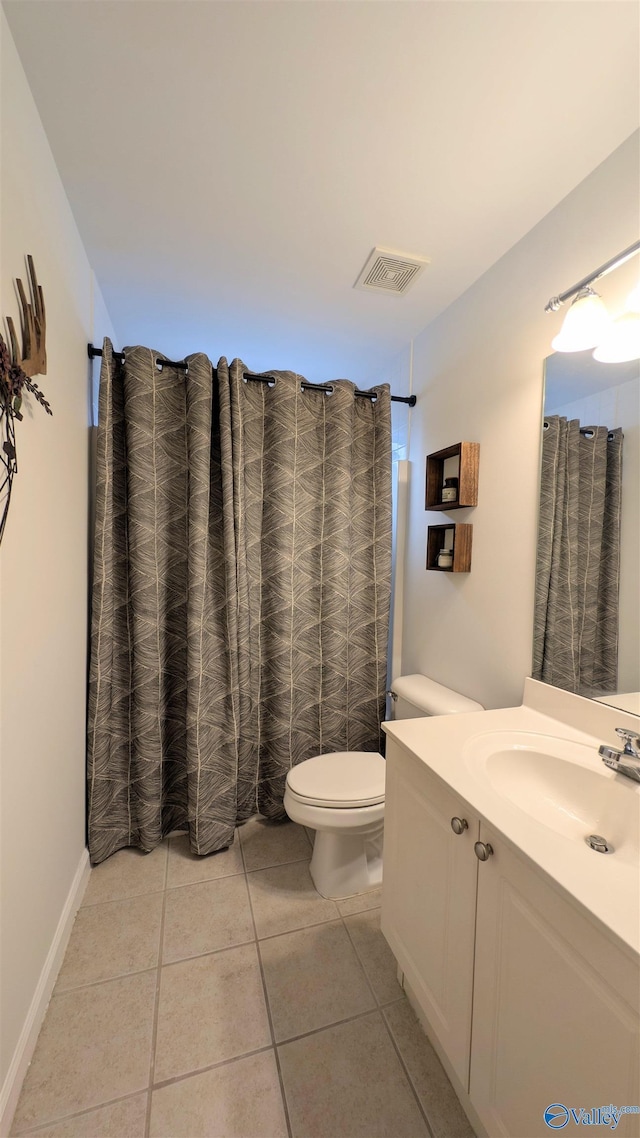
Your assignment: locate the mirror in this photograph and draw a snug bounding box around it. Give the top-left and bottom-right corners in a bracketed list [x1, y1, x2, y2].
[534, 347, 639, 713]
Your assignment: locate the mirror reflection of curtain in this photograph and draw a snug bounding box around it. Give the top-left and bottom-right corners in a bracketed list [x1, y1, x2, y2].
[533, 415, 623, 696]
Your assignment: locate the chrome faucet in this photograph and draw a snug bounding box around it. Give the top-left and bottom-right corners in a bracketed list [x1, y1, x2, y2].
[599, 728, 640, 784]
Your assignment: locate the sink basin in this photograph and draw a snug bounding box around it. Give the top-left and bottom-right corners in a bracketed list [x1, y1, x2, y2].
[463, 731, 640, 861]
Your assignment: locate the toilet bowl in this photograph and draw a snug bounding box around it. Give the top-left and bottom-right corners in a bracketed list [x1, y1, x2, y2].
[284, 675, 484, 900]
[284, 751, 386, 899]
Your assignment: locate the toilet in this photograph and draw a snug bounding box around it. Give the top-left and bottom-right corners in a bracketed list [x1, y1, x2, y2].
[283, 674, 483, 899]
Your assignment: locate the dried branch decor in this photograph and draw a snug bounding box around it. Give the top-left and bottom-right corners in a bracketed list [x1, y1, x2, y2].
[0, 256, 51, 544]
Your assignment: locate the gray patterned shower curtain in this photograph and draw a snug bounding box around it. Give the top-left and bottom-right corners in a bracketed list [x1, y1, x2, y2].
[532, 415, 623, 697]
[87, 343, 391, 864]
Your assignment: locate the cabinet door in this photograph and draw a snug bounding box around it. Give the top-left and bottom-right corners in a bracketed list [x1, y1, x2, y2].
[381, 740, 479, 1087]
[470, 824, 640, 1138]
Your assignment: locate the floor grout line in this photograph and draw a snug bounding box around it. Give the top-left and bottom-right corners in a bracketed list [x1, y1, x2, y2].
[79, 886, 166, 909]
[254, 910, 344, 942]
[164, 869, 246, 891]
[339, 907, 387, 1010]
[336, 904, 435, 1136]
[10, 1089, 149, 1136]
[240, 830, 294, 1138]
[335, 898, 383, 918]
[68, 890, 167, 914]
[379, 1004, 436, 1138]
[10, 1087, 148, 1133]
[50, 934, 262, 997]
[276, 1004, 384, 1050]
[243, 854, 315, 877]
[148, 1043, 276, 1094]
[160, 934, 257, 970]
[51, 964, 159, 996]
[143, 842, 170, 1138]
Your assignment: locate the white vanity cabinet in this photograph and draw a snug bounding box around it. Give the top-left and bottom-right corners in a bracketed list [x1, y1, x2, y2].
[382, 738, 640, 1138]
[470, 822, 640, 1138]
[381, 739, 480, 1087]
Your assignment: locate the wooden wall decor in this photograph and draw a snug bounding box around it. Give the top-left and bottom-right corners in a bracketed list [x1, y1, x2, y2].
[426, 523, 473, 573]
[425, 441, 480, 510]
[0, 256, 51, 544]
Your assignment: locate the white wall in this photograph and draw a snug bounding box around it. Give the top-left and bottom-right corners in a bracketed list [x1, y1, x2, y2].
[400, 132, 640, 710]
[0, 13, 116, 1126]
[548, 376, 640, 695]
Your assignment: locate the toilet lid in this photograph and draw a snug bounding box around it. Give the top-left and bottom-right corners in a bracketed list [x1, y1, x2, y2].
[286, 751, 386, 808]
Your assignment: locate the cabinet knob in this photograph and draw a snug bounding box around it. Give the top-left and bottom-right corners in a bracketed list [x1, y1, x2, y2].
[450, 817, 468, 835]
[474, 841, 494, 861]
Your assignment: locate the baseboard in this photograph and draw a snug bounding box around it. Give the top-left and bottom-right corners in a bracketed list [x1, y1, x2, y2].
[0, 847, 91, 1137]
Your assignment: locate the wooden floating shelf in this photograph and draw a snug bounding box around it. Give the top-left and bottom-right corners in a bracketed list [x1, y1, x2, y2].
[425, 441, 479, 510]
[426, 523, 473, 573]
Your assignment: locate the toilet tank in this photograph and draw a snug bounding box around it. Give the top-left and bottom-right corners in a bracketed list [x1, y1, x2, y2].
[390, 674, 483, 719]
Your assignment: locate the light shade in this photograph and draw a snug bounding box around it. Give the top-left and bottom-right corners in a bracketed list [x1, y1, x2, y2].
[551, 287, 612, 353]
[593, 311, 640, 363]
[624, 281, 640, 313]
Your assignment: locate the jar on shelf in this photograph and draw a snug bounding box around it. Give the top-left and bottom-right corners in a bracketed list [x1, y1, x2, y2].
[437, 548, 453, 569]
[441, 476, 458, 503]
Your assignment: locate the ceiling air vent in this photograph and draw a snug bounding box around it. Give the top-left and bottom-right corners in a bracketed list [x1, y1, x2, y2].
[354, 246, 430, 296]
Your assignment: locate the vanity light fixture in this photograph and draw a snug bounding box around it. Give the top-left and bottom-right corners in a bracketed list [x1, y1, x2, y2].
[593, 310, 640, 363]
[550, 287, 611, 352]
[545, 240, 640, 362]
[626, 281, 640, 311]
[593, 281, 640, 363]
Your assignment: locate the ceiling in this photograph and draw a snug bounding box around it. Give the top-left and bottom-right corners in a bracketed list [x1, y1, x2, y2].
[4, 1, 639, 385]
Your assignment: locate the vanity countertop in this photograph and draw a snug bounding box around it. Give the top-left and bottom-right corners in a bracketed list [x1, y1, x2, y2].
[383, 684, 640, 957]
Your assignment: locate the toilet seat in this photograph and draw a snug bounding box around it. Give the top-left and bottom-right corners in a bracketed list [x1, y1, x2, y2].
[286, 751, 385, 809]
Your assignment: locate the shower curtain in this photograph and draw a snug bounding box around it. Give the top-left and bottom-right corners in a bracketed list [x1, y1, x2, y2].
[532, 414, 623, 697]
[88, 342, 391, 864]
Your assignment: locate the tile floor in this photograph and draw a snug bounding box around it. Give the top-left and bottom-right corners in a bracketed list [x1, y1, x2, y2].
[12, 819, 475, 1138]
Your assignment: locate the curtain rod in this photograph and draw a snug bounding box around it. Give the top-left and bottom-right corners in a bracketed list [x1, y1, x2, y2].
[544, 240, 640, 313]
[543, 419, 617, 441]
[87, 344, 417, 406]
